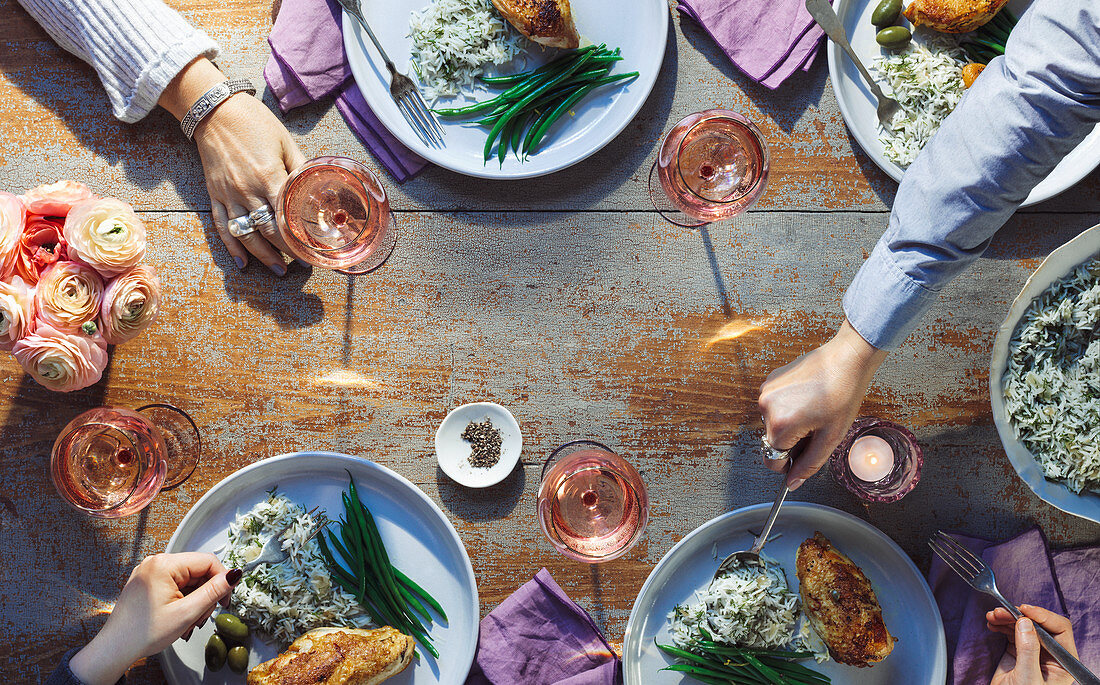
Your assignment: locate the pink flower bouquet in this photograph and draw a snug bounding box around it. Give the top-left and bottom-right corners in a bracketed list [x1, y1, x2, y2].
[0, 182, 161, 392]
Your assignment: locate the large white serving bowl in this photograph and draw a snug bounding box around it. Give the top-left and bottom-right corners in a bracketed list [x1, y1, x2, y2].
[161, 451, 479, 685]
[623, 502, 947, 685]
[342, 0, 669, 179]
[828, 0, 1100, 207]
[990, 223, 1100, 524]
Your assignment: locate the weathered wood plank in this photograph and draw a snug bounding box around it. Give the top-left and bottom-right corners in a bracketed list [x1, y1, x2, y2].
[2, 210, 1099, 683]
[3, 0, 1098, 213]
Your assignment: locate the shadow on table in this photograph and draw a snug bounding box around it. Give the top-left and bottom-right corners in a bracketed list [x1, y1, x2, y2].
[434, 462, 525, 523]
[0, 364, 158, 676]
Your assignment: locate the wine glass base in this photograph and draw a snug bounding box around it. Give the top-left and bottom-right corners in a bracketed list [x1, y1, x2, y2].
[138, 403, 200, 489]
[648, 162, 709, 228]
[338, 213, 398, 275]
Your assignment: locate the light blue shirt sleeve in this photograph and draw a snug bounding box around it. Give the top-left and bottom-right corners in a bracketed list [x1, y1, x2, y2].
[843, 0, 1100, 350]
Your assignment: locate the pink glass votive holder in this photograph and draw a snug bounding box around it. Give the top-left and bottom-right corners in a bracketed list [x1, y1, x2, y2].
[829, 417, 922, 503]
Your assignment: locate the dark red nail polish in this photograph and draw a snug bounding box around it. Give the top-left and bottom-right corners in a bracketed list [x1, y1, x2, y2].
[227, 568, 243, 585]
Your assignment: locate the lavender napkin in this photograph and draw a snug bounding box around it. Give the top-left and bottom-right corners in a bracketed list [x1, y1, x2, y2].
[930, 528, 1100, 685]
[264, 0, 428, 182]
[677, 0, 827, 89]
[466, 569, 621, 685]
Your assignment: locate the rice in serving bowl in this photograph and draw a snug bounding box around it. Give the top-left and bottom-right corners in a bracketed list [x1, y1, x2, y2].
[222, 493, 370, 645]
[668, 558, 826, 660]
[409, 0, 528, 102]
[1003, 257, 1100, 495]
[873, 37, 967, 168]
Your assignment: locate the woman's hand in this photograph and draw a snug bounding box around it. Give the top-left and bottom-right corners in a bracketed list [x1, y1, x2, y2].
[988, 605, 1078, 685]
[159, 58, 306, 276]
[758, 319, 888, 489]
[68, 552, 239, 685]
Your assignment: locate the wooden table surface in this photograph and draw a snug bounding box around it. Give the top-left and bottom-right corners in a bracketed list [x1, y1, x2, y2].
[3, 0, 1100, 681]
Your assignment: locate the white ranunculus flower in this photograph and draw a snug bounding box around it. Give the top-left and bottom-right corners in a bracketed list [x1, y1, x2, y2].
[63, 198, 146, 278]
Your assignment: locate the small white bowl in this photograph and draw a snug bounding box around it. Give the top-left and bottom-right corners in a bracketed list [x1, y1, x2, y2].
[435, 402, 522, 488]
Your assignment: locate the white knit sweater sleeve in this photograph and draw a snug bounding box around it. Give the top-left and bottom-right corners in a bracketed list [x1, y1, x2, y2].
[17, 0, 219, 123]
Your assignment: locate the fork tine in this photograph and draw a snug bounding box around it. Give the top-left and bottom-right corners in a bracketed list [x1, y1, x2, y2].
[929, 536, 983, 585]
[411, 91, 445, 140]
[928, 537, 975, 583]
[396, 97, 434, 146]
[402, 93, 442, 146]
[933, 531, 985, 577]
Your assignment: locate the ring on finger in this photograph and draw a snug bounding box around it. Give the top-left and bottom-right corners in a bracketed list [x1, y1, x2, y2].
[228, 214, 256, 238]
[762, 436, 790, 461]
[248, 204, 275, 227]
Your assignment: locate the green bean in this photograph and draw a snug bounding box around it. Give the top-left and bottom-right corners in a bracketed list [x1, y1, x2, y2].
[477, 45, 607, 85]
[525, 72, 639, 155]
[968, 36, 1005, 54]
[499, 115, 517, 166]
[484, 48, 599, 161]
[394, 568, 448, 620]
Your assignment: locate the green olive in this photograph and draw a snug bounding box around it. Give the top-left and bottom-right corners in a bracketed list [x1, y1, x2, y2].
[214, 613, 250, 643]
[871, 0, 902, 28]
[876, 26, 912, 50]
[227, 645, 250, 674]
[204, 634, 227, 671]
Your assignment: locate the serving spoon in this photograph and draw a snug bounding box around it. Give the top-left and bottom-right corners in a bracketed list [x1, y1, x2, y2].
[711, 439, 807, 583]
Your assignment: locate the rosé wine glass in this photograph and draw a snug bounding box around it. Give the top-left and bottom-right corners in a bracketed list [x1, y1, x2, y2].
[51, 404, 200, 518]
[276, 156, 396, 274]
[537, 440, 648, 563]
[649, 109, 770, 227]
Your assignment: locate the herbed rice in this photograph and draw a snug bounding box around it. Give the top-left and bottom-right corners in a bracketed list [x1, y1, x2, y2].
[873, 36, 967, 167]
[668, 558, 826, 660]
[409, 0, 527, 102]
[222, 493, 370, 645]
[1004, 257, 1100, 494]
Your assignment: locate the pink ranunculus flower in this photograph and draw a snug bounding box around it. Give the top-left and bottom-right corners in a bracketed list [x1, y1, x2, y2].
[64, 198, 146, 278]
[0, 276, 35, 351]
[100, 264, 161, 344]
[21, 180, 97, 217]
[35, 261, 105, 332]
[13, 322, 108, 392]
[14, 214, 67, 286]
[0, 192, 27, 281]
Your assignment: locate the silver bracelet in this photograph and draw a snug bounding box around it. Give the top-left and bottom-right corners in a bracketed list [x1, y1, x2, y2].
[180, 78, 256, 141]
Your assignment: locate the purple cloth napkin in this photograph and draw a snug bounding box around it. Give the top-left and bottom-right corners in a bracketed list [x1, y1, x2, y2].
[264, 0, 428, 182]
[465, 569, 621, 685]
[677, 0, 827, 89]
[930, 528, 1100, 685]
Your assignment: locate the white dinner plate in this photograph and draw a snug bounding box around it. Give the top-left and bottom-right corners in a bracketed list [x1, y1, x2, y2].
[827, 0, 1100, 207]
[161, 452, 479, 684]
[623, 502, 947, 685]
[342, 0, 668, 179]
[990, 223, 1100, 524]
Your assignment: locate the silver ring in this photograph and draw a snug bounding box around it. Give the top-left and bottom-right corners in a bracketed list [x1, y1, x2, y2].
[762, 436, 790, 461]
[228, 215, 256, 238]
[249, 204, 275, 226]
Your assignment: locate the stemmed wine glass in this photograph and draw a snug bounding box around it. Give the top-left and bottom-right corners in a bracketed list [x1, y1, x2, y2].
[649, 109, 771, 227]
[50, 404, 200, 518]
[537, 440, 648, 563]
[275, 156, 397, 274]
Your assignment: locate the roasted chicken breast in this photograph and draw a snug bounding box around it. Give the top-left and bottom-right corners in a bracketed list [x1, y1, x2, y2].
[247, 627, 414, 685]
[491, 0, 580, 49]
[796, 532, 897, 667]
[903, 0, 1009, 33]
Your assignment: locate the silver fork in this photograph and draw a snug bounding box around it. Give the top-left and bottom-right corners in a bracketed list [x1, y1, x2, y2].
[929, 530, 1100, 685]
[805, 0, 900, 130]
[335, 0, 445, 147]
[238, 507, 331, 575]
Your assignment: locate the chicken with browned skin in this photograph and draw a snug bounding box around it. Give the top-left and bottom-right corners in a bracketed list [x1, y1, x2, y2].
[247, 627, 414, 685]
[903, 0, 1010, 33]
[796, 532, 897, 667]
[491, 0, 579, 49]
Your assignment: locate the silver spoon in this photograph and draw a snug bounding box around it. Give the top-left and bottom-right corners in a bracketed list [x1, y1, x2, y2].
[712, 439, 806, 582]
[805, 0, 900, 130]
